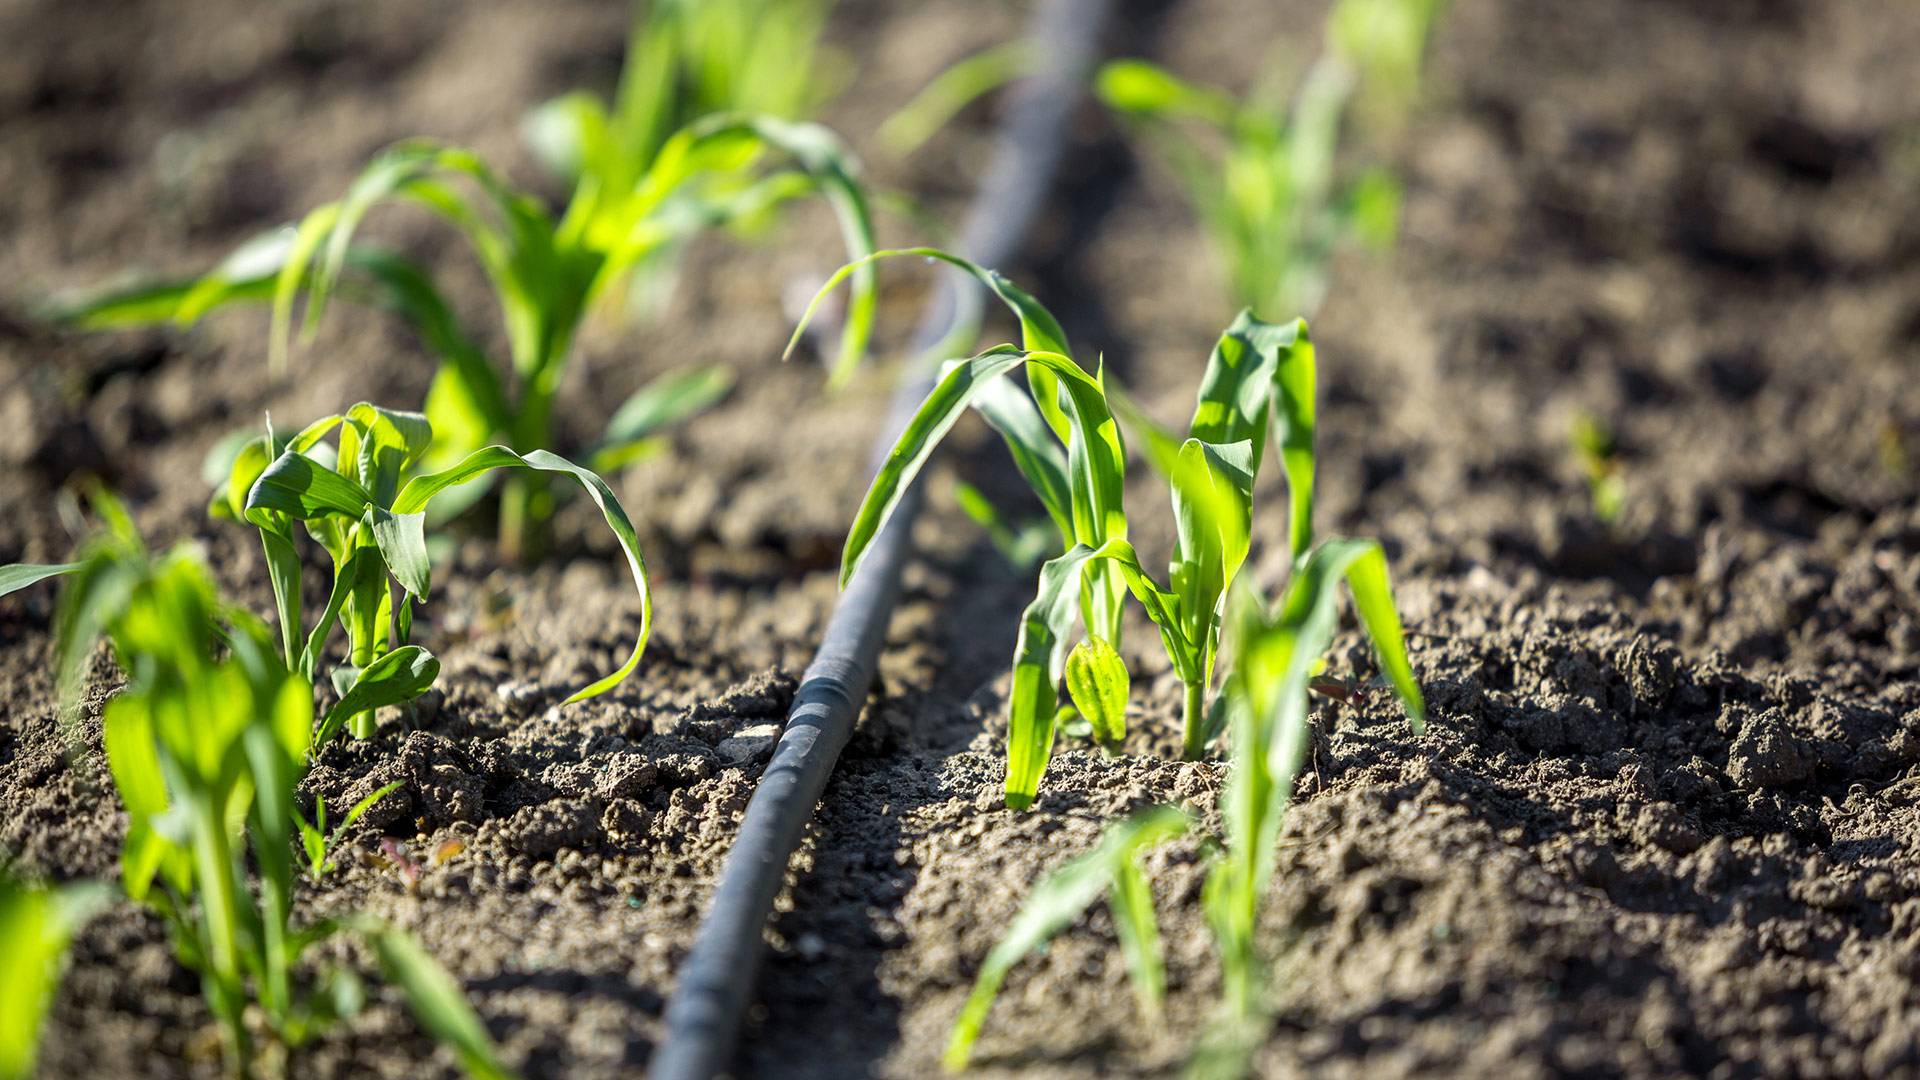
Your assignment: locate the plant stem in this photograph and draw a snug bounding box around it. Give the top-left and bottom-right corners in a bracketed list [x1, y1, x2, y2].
[1181, 680, 1207, 760]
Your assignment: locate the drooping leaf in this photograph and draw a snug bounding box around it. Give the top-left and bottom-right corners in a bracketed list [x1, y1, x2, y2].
[838, 347, 1123, 592]
[314, 645, 439, 747]
[943, 806, 1188, 1071]
[393, 447, 650, 704]
[358, 923, 517, 1080]
[246, 450, 375, 521]
[970, 372, 1073, 546]
[0, 563, 80, 600]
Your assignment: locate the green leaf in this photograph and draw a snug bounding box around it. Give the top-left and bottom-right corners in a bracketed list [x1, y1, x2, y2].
[648, 116, 879, 387]
[340, 781, 405, 833]
[1095, 60, 1238, 125]
[876, 41, 1042, 158]
[1169, 438, 1255, 651]
[368, 508, 432, 601]
[950, 482, 1052, 570]
[596, 364, 733, 452]
[0, 563, 80, 600]
[358, 924, 517, 1080]
[839, 347, 1123, 592]
[970, 372, 1073, 546]
[0, 879, 111, 1080]
[1269, 319, 1317, 560]
[1108, 855, 1165, 1022]
[943, 806, 1188, 1071]
[393, 447, 650, 704]
[315, 645, 439, 747]
[246, 449, 375, 521]
[1063, 637, 1129, 747]
[1108, 384, 1185, 481]
[785, 246, 1069, 368]
[1003, 544, 1106, 809]
[340, 403, 434, 507]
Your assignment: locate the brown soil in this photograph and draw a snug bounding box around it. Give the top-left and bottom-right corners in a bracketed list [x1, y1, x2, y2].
[4, 0, 1920, 1077]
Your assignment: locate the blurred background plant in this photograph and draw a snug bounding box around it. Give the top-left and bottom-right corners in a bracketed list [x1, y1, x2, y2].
[1095, 0, 1446, 320]
[51, 0, 873, 561]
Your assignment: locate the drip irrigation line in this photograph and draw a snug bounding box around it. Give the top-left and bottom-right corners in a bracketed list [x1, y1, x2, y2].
[650, 0, 1113, 1075]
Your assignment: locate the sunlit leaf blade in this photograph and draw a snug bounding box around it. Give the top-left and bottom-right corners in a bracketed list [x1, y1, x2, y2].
[943, 806, 1188, 1071]
[0, 879, 111, 1080]
[1003, 546, 1101, 809]
[1269, 319, 1317, 560]
[877, 41, 1041, 157]
[1321, 540, 1425, 732]
[315, 645, 439, 747]
[971, 373, 1073, 545]
[1108, 855, 1165, 1021]
[359, 923, 517, 1080]
[1064, 636, 1129, 747]
[1096, 60, 1238, 125]
[367, 508, 432, 601]
[840, 347, 1121, 592]
[597, 364, 734, 451]
[340, 780, 405, 833]
[0, 563, 80, 600]
[785, 246, 1069, 364]
[674, 115, 878, 386]
[246, 450, 375, 521]
[393, 447, 650, 704]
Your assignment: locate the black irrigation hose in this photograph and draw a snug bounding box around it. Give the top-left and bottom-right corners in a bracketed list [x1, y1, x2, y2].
[650, 0, 1113, 1075]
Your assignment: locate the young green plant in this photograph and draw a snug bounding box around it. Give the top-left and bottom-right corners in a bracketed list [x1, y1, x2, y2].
[0, 877, 110, 1080]
[793, 252, 1328, 804]
[1095, 0, 1445, 320]
[56, 8, 875, 560]
[212, 401, 652, 743]
[943, 549, 1424, 1074]
[2, 511, 512, 1079]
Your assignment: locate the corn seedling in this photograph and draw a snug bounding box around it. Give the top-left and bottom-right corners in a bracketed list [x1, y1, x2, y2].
[941, 806, 1189, 1072]
[55, 0, 876, 561]
[2, 512, 511, 1079]
[943, 549, 1425, 1075]
[211, 402, 652, 744]
[1095, 0, 1444, 320]
[1570, 412, 1625, 525]
[296, 781, 404, 880]
[794, 251, 1357, 805]
[0, 877, 110, 1080]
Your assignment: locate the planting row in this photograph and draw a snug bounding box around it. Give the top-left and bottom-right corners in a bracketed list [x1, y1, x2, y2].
[0, 0, 1447, 1076]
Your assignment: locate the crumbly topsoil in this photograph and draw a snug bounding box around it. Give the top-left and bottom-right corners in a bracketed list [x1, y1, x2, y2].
[4, 0, 1920, 1077]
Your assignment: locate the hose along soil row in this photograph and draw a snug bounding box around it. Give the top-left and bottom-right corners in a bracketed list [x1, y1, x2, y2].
[651, 0, 1114, 1074]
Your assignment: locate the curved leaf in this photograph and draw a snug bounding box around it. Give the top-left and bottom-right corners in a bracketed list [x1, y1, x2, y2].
[943, 806, 1189, 1070]
[394, 447, 650, 704]
[840, 347, 1122, 591]
[0, 563, 80, 600]
[597, 364, 734, 452]
[245, 449, 374, 521]
[315, 645, 439, 747]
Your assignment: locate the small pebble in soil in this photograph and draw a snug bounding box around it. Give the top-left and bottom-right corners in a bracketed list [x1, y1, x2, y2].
[717, 722, 782, 765]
